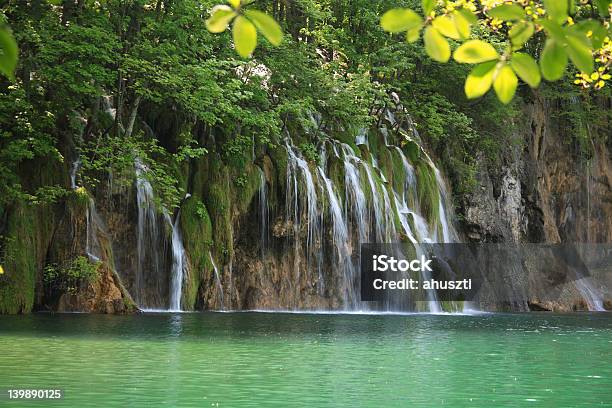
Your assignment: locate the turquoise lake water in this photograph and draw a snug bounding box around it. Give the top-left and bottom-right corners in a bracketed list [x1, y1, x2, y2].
[0, 312, 610, 407]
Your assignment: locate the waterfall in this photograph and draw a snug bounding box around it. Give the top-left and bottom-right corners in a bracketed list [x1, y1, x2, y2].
[70, 158, 81, 189]
[286, 141, 323, 295]
[318, 167, 356, 308]
[169, 212, 187, 312]
[574, 278, 605, 311]
[342, 145, 369, 244]
[259, 168, 268, 258]
[134, 159, 168, 309]
[85, 198, 103, 263]
[362, 163, 387, 242]
[209, 252, 225, 310]
[434, 168, 458, 243]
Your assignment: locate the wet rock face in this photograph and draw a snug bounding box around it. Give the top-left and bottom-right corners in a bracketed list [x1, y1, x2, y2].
[43, 199, 134, 314]
[460, 95, 612, 311]
[463, 158, 514, 242]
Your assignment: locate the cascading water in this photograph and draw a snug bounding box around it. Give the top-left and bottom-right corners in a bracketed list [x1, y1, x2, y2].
[169, 212, 187, 312]
[259, 168, 268, 258]
[210, 252, 225, 310]
[318, 167, 356, 308]
[134, 159, 169, 309]
[286, 141, 324, 296]
[574, 277, 605, 311]
[70, 158, 81, 190]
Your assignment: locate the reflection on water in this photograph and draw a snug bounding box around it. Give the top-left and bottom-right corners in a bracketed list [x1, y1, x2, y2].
[0, 312, 611, 407]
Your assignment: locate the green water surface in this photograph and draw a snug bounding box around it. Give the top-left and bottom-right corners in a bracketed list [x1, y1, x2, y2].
[0, 312, 610, 407]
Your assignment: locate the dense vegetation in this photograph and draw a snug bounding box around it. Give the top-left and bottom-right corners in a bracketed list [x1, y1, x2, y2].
[0, 0, 610, 218]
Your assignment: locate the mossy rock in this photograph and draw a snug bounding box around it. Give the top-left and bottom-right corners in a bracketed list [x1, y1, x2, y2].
[0, 205, 42, 313]
[180, 197, 213, 310]
[203, 155, 234, 263]
[232, 162, 263, 214]
[415, 162, 441, 226]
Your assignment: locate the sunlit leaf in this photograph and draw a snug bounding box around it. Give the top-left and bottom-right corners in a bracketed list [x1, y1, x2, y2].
[464, 60, 497, 99]
[406, 26, 422, 43]
[540, 39, 568, 81]
[510, 53, 541, 88]
[538, 20, 566, 43]
[457, 8, 477, 24]
[488, 4, 526, 21]
[381, 8, 423, 33]
[424, 26, 450, 62]
[228, 0, 241, 9]
[422, 0, 436, 15]
[233, 15, 257, 58]
[570, 20, 607, 49]
[509, 21, 534, 49]
[432, 15, 460, 40]
[0, 27, 18, 80]
[565, 34, 593, 74]
[493, 64, 518, 104]
[244, 10, 282, 46]
[452, 10, 471, 39]
[206, 5, 236, 33]
[454, 40, 499, 64]
[543, 0, 568, 23]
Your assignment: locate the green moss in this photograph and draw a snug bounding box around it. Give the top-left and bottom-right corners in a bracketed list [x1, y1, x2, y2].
[334, 128, 360, 154]
[390, 149, 407, 194]
[269, 145, 288, 187]
[378, 148, 394, 188]
[204, 155, 233, 264]
[233, 163, 262, 214]
[0, 205, 38, 314]
[415, 162, 440, 226]
[326, 155, 345, 205]
[367, 127, 381, 159]
[180, 197, 213, 310]
[404, 139, 421, 163]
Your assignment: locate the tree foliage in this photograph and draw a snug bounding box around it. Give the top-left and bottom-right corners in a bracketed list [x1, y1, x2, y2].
[207, 0, 612, 104]
[0, 0, 609, 215]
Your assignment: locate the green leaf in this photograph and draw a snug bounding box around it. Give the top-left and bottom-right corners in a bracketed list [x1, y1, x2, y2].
[510, 53, 541, 88]
[565, 34, 593, 73]
[422, 0, 436, 15]
[454, 40, 499, 64]
[424, 27, 450, 62]
[381, 8, 423, 33]
[493, 64, 518, 104]
[457, 8, 477, 24]
[432, 15, 460, 40]
[570, 20, 607, 49]
[464, 60, 497, 99]
[539, 39, 568, 81]
[0, 27, 18, 80]
[509, 21, 534, 49]
[233, 16, 257, 58]
[206, 5, 237, 33]
[488, 4, 526, 21]
[594, 0, 611, 17]
[452, 10, 471, 39]
[543, 0, 568, 24]
[244, 10, 282, 46]
[538, 20, 566, 43]
[406, 26, 422, 43]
